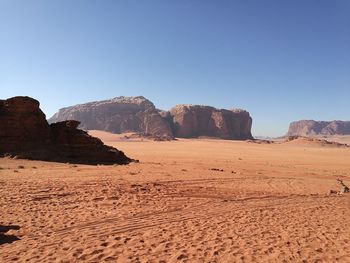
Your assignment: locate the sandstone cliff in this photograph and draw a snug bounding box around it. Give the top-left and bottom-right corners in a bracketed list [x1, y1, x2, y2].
[167, 105, 253, 140]
[49, 96, 174, 141]
[0, 96, 131, 164]
[50, 96, 253, 140]
[287, 120, 350, 136]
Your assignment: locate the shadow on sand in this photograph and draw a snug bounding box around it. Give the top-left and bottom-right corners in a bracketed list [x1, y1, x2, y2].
[0, 225, 20, 245]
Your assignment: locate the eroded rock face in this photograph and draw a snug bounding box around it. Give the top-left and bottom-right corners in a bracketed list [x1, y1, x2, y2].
[0, 97, 51, 151]
[50, 96, 254, 140]
[167, 105, 253, 140]
[49, 96, 174, 141]
[0, 96, 131, 164]
[287, 120, 350, 136]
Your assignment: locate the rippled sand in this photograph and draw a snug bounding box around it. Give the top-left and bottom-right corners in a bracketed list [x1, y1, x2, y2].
[1, 132, 349, 262]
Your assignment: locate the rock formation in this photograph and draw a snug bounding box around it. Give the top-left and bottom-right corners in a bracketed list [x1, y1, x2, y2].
[50, 97, 253, 141]
[0, 96, 131, 164]
[49, 96, 174, 141]
[287, 120, 350, 137]
[166, 105, 253, 140]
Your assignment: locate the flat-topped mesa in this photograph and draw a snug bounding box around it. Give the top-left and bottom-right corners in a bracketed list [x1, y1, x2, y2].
[167, 104, 253, 140]
[287, 120, 350, 137]
[0, 96, 132, 164]
[49, 96, 174, 141]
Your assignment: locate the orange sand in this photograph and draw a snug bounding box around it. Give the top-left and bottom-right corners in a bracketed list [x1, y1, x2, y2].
[0, 131, 349, 262]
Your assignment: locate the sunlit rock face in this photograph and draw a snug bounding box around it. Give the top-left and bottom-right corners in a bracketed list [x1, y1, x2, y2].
[50, 96, 254, 141]
[167, 105, 253, 140]
[49, 96, 174, 141]
[287, 120, 350, 136]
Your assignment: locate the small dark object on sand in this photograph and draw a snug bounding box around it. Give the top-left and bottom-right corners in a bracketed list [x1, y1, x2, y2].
[210, 168, 224, 172]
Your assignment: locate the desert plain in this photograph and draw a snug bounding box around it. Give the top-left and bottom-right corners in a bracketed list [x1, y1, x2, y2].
[1, 132, 350, 263]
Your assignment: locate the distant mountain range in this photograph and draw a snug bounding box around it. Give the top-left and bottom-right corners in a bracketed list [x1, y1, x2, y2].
[49, 96, 253, 141]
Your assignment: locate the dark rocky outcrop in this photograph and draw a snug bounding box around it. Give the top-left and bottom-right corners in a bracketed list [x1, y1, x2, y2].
[49, 96, 174, 141]
[287, 120, 350, 137]
[167, 105, 253, 140]
[50, 97, 254, 141]
[0, 97, 51, 152]
[0, 96, 131, 164]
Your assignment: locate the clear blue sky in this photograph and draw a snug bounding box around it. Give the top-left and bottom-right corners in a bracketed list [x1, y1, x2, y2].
[1, 0, 349, 137]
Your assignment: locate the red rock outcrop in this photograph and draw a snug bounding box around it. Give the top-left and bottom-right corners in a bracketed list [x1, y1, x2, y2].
[287, 120, 350, 136]
[0, 96, 131, 164]
[49, 96, 254, 141]
[0, 97, 51, 152]
[49, 96, 174, 141]
[167, 105, 253, 140]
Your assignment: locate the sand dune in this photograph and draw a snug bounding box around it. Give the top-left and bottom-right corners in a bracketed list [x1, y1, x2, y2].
[283, 136, 349, 148]
[1, 134, 349, 262]
[317, 135, 350, 146]
[89, 130, 154, 142]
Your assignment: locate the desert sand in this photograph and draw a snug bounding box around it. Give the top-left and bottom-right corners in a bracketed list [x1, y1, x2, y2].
[1, 131, 350, 262]
[317, 135, 350, 146]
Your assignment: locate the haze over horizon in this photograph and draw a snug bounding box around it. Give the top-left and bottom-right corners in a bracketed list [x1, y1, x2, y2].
[1, 0, 349, 137]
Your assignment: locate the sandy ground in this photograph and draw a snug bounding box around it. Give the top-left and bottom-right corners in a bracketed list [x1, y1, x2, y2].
[1, 131, 350, 262]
